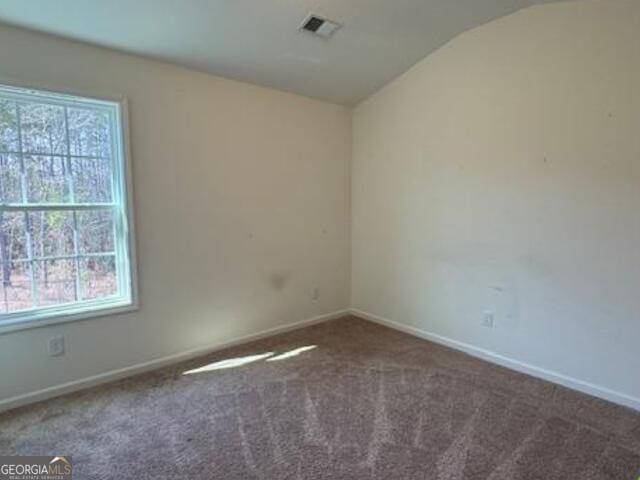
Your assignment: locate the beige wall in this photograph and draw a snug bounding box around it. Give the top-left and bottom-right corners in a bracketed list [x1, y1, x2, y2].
[2, 0, 639, 411]
[352, 0, 640, 406]
[0, 25, 351, 404]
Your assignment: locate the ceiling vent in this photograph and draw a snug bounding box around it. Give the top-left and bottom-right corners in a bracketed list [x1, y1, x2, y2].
[299, 14, 341, 38]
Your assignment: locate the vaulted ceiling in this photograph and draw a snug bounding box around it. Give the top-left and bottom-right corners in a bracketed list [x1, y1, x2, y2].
[0, 0, 562, 105]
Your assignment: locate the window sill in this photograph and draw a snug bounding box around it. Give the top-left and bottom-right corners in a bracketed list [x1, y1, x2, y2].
[0, 299, 139, 335]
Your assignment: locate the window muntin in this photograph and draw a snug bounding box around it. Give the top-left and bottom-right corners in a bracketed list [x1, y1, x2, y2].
[0, 85, 134, 329]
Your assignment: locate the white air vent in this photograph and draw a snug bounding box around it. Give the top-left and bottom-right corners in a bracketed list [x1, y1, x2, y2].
[299, 14, 341, 38]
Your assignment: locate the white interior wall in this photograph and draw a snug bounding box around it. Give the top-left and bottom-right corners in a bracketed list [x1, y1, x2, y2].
[352, 0, 640, 408]
[0, 25, 351, 407]
[2, 0, 639, 412]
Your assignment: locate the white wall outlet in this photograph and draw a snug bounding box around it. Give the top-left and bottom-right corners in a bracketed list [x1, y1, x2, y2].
[312, 287, 320, 302]
[48, 335, 65, 357]
[482, 311, 494, 328]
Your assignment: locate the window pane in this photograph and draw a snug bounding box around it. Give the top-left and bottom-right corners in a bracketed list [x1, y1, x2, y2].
[25, 155, 69, 203]
[78, 210, 114, 254]
[68, 108, 111, 157]
[0, 100, 18, 152]
[71, 157, 112, 202]
[35, 259, 76, 307]
[0, 212, 28, 262]
[20, 103, 67, 155]
[1, 262, 33, 312]
[0, 154, 22, 202]
[80, 255, 117, 300]
[0, 84, 133, 324]
[28, 211, 75, 258]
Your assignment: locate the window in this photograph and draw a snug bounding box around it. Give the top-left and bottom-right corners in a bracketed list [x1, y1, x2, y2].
[0, 84, 136, 331]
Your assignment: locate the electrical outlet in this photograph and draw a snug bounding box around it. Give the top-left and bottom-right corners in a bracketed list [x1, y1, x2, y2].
[481, 311, 494, 328]
[312, 287, 320, 302]
[48, 335, 65, 357]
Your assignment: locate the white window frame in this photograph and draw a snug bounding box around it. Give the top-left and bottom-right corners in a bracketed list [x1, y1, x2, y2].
[0, 81, 138, 334]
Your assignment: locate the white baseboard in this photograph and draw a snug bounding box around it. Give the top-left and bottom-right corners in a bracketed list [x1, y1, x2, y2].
[350, 308, 640, 412]
[0, 309, 349, 413]
[5, 308, 638, 414]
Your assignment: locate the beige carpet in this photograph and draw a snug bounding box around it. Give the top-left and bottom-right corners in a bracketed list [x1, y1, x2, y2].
[1, 316, 639, 479]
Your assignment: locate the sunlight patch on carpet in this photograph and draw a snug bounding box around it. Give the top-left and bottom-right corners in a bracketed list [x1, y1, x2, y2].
[267, 345, 317, 362]
[183, 352, 275, 374]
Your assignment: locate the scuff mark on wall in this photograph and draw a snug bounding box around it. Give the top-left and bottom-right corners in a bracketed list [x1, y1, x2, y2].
[266, 271, 291, 291]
